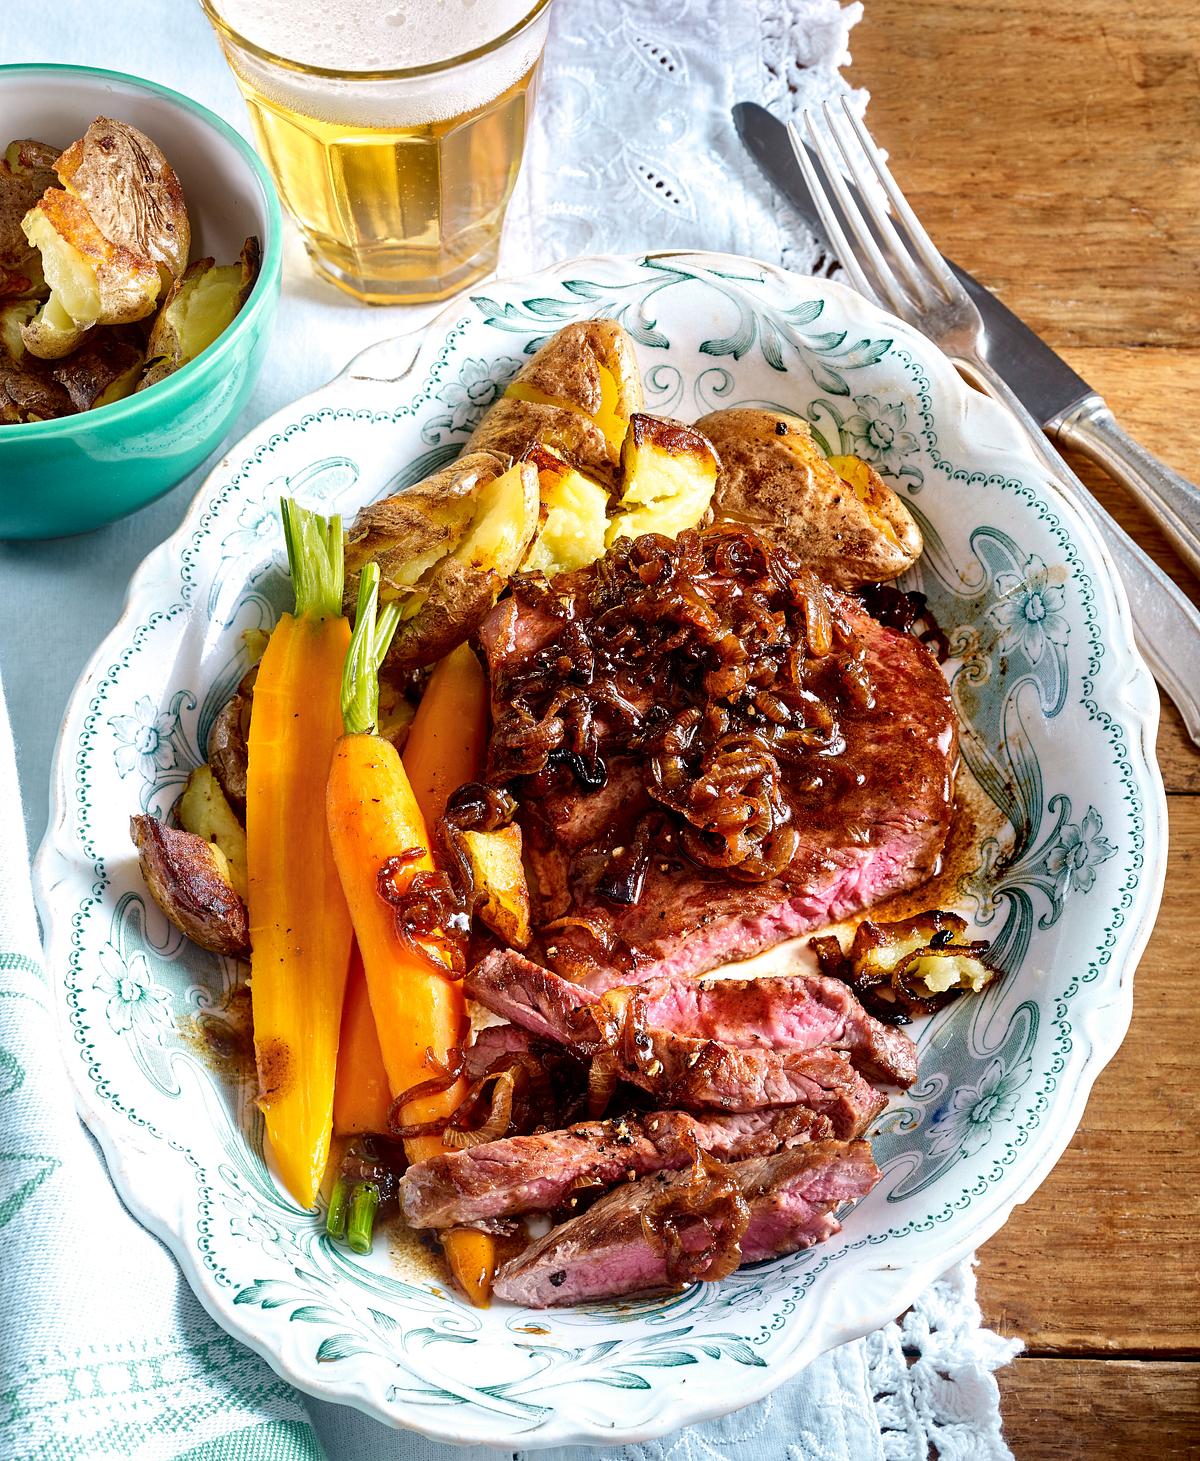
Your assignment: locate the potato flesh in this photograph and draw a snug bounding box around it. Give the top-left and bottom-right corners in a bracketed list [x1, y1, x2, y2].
[608, 427, 718, 546]
[155, 262, 242, 364]
[453, 462, 538, 575]
[461, 824, 531, 947]
[827, 454, 904, 548]
[178, 764, 248, 899]
[506, 362, 628, 453]
[24, 207, 100, 325]
[0, 298, 38, 358]
[524, 464, 610, 575]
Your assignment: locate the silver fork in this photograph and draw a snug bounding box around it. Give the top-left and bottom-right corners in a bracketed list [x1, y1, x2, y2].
[791, 100, 1200, 744]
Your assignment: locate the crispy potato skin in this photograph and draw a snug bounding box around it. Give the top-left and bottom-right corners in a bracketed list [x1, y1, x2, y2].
[697, 408, 922, 586]
[0, 141, 58, 297]
[57, 117, 190, 285]
[515, 319, 642, 421]
[0, 354, 74, 422]
[383, 460, 540, 675]
[130, 814, 249, 957]
[343, 449, 511, 613]
[48, 326, 143, 411]
[465, 320, 643, 488]
[468, 397, 616, 488]
[21, 189, 161, 357]
[206, 673, 254, 816]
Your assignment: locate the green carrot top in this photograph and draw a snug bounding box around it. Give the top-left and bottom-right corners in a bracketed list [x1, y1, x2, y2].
[341, 561, 401, 737]
[280, 496, 344, 621]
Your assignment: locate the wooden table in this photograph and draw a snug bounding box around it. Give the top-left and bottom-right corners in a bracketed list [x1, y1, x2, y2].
[853, 3, 1200, 1453]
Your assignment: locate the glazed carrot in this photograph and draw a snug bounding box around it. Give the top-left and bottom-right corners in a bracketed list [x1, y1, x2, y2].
[403, 641, 489, 828]
[332, 945, 392, 1137]
[401, 640, 496, 1303]
[326, 566, 474, 1259]
[245, 499, 354, 1209]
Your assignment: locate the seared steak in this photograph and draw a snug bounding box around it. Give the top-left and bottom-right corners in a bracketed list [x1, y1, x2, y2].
[493, 1139, 881, 1307]
[465, 951, 887, 1136]
[400, 1106, 830, 1228]
[479, 533, 956, 989]
[635, 967, 917, 1086]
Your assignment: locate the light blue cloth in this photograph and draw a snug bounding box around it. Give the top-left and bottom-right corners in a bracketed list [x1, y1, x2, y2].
[0, 2, 1019, 1457]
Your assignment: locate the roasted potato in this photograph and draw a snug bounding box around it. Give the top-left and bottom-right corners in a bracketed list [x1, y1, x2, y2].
[345, 452, 539, 675]
[56, 117, 190, 290]
[0, 138, 58, 297]
[607, 414, 719, 546]
[139, 237, 261, 390]
[178, 764, 248, 898]
[20, 189, 161, 358]
[1, 297, 38, 358]
[521, 443, 610, 576]
[462, 823, 531, 947]
[130, 814, 249, 958]
[47, 325, 143, 411]
[466, 320, 643, 489]
[698, 408, 922, 586]
[0, 348, 74, 423]
[387, 461, 540, 673]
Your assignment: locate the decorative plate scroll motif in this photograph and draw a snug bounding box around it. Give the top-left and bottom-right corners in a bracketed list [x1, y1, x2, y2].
[36, 253, 1165, 1447]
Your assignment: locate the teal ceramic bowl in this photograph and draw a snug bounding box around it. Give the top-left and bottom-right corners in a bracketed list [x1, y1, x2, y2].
[0, 65, 283, 539]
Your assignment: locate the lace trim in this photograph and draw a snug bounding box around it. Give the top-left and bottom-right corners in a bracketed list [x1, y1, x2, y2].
[754, 0, 866, 276]
[868, 1259, 1023, 1461]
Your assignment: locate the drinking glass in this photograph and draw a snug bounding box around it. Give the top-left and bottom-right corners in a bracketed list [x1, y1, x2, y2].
[201, 0, 553, 304]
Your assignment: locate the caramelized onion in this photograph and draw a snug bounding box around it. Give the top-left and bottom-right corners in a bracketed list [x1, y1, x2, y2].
[442, 1070, 516, 1148]
[488, 527, 884, 892]
[640, 1145, 751, 1285]
[586, 1049, 620, 1118]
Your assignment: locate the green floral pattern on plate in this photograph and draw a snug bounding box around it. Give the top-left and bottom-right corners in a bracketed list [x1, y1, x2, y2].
[34, 252, 1166, 1449]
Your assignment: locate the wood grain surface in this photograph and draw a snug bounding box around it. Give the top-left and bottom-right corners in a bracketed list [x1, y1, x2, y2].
[852, 2, 1199, 1454]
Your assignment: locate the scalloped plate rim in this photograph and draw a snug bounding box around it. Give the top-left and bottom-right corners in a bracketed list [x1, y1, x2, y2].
[33, 250, 1168, 1447]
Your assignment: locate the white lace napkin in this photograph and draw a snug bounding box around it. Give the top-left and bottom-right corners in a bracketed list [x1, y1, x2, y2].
[0, 0, 1023, 1457]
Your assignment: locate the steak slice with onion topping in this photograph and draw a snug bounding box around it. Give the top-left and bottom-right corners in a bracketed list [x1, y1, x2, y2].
[400, 1106, 830, 1229]
[464, 951, 887, 1136]
[493, 1139, 881, 1307]
[477, 529, 956, 990]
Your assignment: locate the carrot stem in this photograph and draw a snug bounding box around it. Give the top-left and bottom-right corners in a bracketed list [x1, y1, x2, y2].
[245, 498, 354, 1209]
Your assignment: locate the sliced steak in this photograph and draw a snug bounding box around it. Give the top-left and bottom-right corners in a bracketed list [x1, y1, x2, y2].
[400, 1106, 830, 1229]
[637, 967, 918, 1087]
[479, 533, 956, 990]
[465, 951, 887, 1136]
[463, 1022, 540, 1081]
[493, 1139, 880, 1307]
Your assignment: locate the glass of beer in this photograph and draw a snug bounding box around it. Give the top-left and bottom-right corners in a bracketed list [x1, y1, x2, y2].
[201, 0, 553, 304]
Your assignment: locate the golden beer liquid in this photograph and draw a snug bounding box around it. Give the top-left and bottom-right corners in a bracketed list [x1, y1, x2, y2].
[235, 62, 539, 304]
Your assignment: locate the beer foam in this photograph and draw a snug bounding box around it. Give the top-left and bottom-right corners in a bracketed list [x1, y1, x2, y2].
[212, 0, 546, 125]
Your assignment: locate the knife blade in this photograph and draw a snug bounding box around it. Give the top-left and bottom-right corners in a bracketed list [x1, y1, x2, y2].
[733, 100, 1200, 579]
[734, 100, 1091, 426]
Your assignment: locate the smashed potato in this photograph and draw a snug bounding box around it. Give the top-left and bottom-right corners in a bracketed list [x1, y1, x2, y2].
[49, 326, 143, 411]
[0, 138, 58, 297]
[140, 237, 261, 390]
[0, 349, 73, 423]
[522, 444, 611, 576]
[345, 452, 539, 675]
[56, 117, 190, 290]
[178, 764, 248, 899]
[387, 461, 540, 674]
[462, 823, 532, 947]
[466, 320, 643, 489]
[21, 189, 160, 358]
[698, 408, 922, 586]
[130, 813, 249, 957]
[607, 414, 719, 546]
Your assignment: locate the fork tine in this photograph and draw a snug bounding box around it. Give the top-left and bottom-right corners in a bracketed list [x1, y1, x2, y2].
[820, 101, 935, 308]
[836, 97, 961, 301]
[797, 112, 912, 319]
[786, 119, 880, 306]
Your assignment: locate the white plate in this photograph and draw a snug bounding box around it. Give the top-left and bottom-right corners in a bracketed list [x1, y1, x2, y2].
[36, 252, 1166, 1447]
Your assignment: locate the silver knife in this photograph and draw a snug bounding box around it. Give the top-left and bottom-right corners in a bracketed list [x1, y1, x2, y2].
[734, 101, 1200, 579]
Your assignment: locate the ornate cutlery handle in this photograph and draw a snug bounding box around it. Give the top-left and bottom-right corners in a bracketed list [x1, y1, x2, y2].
[1051, 395, 1200, 581]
